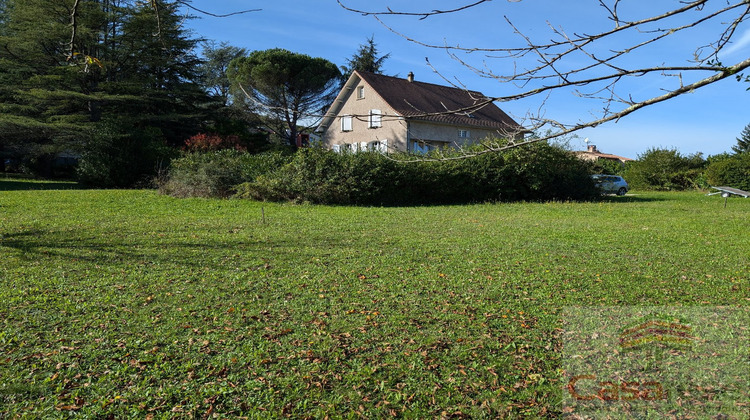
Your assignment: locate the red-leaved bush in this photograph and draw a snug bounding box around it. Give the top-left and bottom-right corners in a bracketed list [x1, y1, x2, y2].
[184, 133, 246, 152]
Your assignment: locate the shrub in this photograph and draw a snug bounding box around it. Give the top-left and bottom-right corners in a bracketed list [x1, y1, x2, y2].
[704, 152, 750, 190]
[184, 133, 247, 152]
[236, 142, 599, 205]
[77, 121, 175, 188]
[591, 158, 626, 176]
[159, 150, 291, 198]
[623, 148, 706, 191]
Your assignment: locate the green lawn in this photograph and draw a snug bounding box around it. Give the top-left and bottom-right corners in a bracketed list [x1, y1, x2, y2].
[1, 181, 748, 418]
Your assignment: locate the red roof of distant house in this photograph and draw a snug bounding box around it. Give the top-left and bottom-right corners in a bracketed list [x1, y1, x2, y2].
[576, 145, 633, 162]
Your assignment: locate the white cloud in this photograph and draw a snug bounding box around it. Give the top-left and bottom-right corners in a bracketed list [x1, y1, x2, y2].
[720, 28, 750, 59]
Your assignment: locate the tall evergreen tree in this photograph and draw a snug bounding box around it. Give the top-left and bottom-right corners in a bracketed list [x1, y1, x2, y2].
[0, 0, 211, 181]
[198, 41, 248, 106]
[106, 1, 208, 145]
[732, 123, 750, 154]
[0, 0, 97, 174]
[340, 36, 390, 82]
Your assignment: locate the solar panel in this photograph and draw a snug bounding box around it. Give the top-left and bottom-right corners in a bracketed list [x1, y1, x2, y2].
[708, 186, 750, 198]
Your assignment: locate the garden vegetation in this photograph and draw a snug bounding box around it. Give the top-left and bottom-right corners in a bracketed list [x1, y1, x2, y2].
[161, 142, 600, 205]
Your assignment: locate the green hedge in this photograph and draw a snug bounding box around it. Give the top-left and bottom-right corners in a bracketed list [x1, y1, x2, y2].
[159, 150, 291, 198]
[705, 153, 750, 190]
[235, 143, 599, 205]
[623, 148, 706, 191]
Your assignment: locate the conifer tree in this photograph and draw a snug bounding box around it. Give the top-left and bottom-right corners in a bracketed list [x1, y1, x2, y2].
[732, 123, 750, 154]
[228, 49, 341, 148]
[340, 36, 390, 82]
[0, 0, 211, 181]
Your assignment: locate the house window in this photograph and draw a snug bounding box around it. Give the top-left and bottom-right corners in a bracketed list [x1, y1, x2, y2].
[368, 109, 382, 128]
[336, 143, 358, 153]
[458, 129, 471, 138]
[357, 86, 365, 99]
[412, 140, 436, 154]
[365, 139, 388, 153]
[341, 115, 353, 132]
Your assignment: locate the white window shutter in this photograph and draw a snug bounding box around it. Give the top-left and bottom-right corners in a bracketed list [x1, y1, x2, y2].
[379, 139, 388, 153]
[341, 115, 352, 132]
[360, 142, 368, 152]
[332, 144, 341, 153]
[369, 109, 382, 128]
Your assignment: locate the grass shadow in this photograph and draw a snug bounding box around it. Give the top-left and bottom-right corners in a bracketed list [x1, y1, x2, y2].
[0, 178, 84, 191]
[0, 228, 271, 272]
[598, 194, 669, 203]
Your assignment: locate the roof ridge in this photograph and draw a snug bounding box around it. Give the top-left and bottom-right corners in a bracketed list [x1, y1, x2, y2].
[355, 70, 486, 97]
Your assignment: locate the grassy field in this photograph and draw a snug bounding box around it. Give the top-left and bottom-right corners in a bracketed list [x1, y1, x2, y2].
[1, 179, 748, 418]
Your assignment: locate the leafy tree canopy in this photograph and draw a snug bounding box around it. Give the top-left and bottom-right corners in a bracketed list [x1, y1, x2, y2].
[227, 48, 340, 147]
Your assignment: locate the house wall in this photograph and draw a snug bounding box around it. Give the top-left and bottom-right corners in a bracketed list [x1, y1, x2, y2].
[320, 83, 408, 152]
[320, 77, 525, 153]
[409, 121, 508, 148]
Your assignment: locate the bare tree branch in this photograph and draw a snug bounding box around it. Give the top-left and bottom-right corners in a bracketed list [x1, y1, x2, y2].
[337, 0, 493, 20]
[336, 0, 750, 159]
[174, 1, 261, 17]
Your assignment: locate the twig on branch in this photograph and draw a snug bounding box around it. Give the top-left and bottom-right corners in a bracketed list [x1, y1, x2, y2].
[333, 0, 750, 160]
[175, 1, 261, 17]
[337, 0, 493, 20]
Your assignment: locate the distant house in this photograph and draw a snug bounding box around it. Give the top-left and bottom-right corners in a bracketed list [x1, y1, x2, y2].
[316, 71, 526, 153]
[575, 145, 633, 165]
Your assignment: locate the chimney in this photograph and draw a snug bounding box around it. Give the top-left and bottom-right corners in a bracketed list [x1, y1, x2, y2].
[587, 145, 598, 153]
[407, 72, 414, 82]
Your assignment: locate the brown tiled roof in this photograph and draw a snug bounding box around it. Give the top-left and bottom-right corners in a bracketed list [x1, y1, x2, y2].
[356, 71, 525, 132]
[574, 146, 633, 162]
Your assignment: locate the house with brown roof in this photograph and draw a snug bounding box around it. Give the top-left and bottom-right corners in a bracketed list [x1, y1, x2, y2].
[574, 145, 633, 165]
[316, 71, 526, 153]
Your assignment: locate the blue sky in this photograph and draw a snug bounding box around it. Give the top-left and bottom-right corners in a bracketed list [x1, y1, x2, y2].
[182, 0, 749, 159]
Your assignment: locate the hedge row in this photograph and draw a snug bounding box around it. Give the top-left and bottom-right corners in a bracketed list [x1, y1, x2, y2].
[233, 143, 599, 205]
[159, 150, 291, 198]
[704, 152, 750, 191]
[619, 148, 750, 191]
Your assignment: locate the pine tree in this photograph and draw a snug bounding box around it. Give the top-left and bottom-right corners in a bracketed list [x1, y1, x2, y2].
[228, 49, 341, 148]
[199, 41, 248, 106]
[0, 0, 211, 180]
[340, 36, 390, 82]
[106, 1, 209, 145]
[732, 123, 750, 154]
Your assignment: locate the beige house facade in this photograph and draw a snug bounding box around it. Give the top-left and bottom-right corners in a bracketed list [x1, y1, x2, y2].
[317, 71, 526, 153]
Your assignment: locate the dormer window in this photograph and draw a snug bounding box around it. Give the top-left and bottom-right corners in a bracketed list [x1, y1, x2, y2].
[357, 86, 365, 99]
